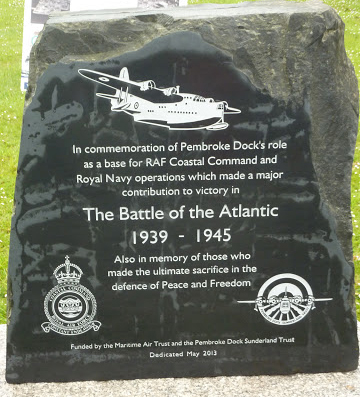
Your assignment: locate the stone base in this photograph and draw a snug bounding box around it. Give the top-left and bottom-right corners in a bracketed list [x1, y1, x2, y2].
[1, 324, 359, 396]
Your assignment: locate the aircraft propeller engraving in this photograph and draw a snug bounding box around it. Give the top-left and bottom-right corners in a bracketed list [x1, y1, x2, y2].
[78, 67, 241, 130]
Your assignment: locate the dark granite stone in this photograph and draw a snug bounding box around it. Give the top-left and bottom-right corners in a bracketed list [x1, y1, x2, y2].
[7, 1, 359, 383]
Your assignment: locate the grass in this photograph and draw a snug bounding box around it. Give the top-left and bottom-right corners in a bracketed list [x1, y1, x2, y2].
[0, 0, 25, 323]
[326, 0, 360, 319]
[0, 0, 359, 323]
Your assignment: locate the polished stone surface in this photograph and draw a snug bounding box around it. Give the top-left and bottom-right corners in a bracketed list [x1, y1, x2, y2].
[7, 1, 359, 383]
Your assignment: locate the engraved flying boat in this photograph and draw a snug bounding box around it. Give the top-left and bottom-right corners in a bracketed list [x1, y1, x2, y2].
[78, 67, 241, 131]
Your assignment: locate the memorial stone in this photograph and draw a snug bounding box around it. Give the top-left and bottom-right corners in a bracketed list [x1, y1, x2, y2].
[6, 1, 359, 383]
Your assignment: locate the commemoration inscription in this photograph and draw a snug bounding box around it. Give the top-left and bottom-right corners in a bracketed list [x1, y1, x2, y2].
[6, 7, 359, 383]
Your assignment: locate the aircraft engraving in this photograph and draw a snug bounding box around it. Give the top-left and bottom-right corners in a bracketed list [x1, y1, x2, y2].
[237, 273, 333, 325]
[78, 67, 241, 130]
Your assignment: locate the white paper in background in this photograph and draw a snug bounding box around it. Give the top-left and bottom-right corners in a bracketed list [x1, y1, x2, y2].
[138, 0, 186, 8]
[21, 0, 188, 91]
[21, 0, 43, 91]
[70, 0, 138, 12]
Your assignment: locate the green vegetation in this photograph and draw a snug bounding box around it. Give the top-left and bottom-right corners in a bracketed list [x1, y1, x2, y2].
[326, 0, 360, 318]
[0, 0, 359, 323]
[0, 0, 25, 323]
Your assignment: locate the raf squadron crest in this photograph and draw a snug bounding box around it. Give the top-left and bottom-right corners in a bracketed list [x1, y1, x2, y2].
[41, 256, 101, 335]
[238, 273, 332, 325]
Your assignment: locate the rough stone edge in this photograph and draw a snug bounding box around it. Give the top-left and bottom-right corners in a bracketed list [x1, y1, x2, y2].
[26, 0, 330, 104]
[308, 7, 359, 262]
[5, 1, 359, 388]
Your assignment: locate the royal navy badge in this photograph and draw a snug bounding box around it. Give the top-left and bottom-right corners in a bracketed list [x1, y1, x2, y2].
[41, 256, 101, 335]
[237, 273, 332, 325]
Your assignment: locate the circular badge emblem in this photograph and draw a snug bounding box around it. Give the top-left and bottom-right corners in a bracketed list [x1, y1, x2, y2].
[44, 284, 99, 335]
[41, 256, 101, 335]
[255, 274, 314, 325]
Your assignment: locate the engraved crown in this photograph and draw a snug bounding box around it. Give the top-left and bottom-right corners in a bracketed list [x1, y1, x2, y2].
[54, 256, 83, 284]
